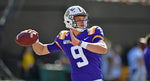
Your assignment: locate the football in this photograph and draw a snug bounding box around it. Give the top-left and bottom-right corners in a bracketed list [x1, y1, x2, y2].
[15, 32, 38, 46]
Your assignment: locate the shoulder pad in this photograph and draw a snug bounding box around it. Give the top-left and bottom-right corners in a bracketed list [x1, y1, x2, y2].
[88, 26, 103, 35]
[58, 30, 68, 40]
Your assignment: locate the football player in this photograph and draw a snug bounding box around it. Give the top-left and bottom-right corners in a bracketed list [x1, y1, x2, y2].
[25, 5, 107, 81]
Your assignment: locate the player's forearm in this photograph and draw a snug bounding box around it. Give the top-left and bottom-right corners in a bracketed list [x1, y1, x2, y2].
[32, 42, 50, 55]
[86, 42, 107, 54]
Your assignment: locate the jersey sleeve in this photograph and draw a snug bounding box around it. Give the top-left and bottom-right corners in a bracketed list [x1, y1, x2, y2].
[47, 42, 61, 53]
[56, 30, 69, 40]
[88, 26, 104, 43]
[49, 30, 69, 53]
[47, 30, 68, 53]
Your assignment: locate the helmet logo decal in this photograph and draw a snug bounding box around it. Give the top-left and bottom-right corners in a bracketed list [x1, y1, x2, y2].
[70, 8, 75, 11]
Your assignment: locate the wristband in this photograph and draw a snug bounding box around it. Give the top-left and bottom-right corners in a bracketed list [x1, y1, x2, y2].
[80, 41, 88, 49]
[77, 41, 82, 46]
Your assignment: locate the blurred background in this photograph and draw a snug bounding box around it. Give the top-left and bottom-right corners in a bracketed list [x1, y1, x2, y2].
[0, 0, 150, 81]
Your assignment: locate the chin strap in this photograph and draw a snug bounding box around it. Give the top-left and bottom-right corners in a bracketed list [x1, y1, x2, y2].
[73, 26, 86, 32]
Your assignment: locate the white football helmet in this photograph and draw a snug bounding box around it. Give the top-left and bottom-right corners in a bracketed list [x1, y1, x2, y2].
[64, 5, 88, 32]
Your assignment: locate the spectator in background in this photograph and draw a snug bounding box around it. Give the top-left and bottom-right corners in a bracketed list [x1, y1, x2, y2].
[101, 38, 112, 81]
[144, 34, 150, 81]
[101, 39, 122, 81]
[111, 44, 122, 81]
[127, 37, 146, 81]
[19, 46, 37, 80]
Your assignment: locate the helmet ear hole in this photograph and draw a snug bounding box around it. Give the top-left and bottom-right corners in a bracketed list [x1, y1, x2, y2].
[67, 21, 70, 23]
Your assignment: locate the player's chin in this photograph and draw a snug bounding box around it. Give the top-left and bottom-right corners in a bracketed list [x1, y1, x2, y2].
[80, 25, 85, 27]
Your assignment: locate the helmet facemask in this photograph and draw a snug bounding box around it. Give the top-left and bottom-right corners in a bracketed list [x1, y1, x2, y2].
[72, 15, 88, 32]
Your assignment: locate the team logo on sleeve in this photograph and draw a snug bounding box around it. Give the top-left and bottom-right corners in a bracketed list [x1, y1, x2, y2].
[63, 40, 70, 44]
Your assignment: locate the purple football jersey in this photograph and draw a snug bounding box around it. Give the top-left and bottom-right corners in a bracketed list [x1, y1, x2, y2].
[47, 26, 104, 81]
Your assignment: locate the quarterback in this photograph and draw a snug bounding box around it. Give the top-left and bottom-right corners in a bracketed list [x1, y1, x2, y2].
[24, 5, 107, 81]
